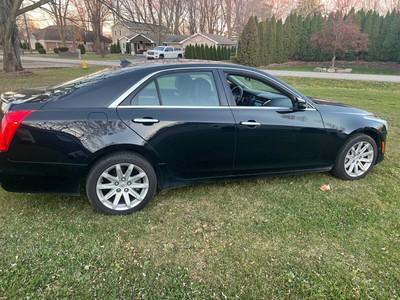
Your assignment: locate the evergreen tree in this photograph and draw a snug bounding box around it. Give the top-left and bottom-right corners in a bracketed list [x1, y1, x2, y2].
[275, 20, 285, 63]
[200, 44, 205, 59]
[365, 12, 382, 61]
[116, 40, 121, 53]
[310, 12, 324, 60]
[237, 16, 260, 67]
[216, 46, 221, 60]
[381, 10, 400, 61]
[212, 45, 217, 60]
[258, 20, 268, 65]
[298, 15, 311, 60]
[265, 17, 277, 63]
[285, 13, 299, 60]
[193, 44, 198, 59]
[185, 45, 192, 59]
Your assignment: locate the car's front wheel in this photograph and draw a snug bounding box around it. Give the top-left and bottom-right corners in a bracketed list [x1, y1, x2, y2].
[331, 134, 377, 180]
[86, 152, 157, 214]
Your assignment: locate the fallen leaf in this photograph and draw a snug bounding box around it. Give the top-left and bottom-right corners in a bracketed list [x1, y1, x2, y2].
[319, 184, 331, 191]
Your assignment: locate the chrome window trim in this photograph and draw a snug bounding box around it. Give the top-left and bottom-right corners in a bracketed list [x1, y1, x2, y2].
[108, 73, 156, 108]
[117, 105, 230, 109]
[117, 105, 316, 111]
[108, 66, 316, 109]
[229, 106, 317, 111]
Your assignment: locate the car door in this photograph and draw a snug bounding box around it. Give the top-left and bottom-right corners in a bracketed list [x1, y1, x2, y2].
[117, 69, 236, 179]
[220, 70, 326, 174]
[164, 47, 174, 58]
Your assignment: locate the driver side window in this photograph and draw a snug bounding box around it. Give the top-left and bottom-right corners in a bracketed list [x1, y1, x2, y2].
[227, 74, 293, 108]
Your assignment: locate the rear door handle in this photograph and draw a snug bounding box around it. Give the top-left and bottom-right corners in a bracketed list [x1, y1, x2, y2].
[240, 121, 261, 127]
[133, 118, 160, 124]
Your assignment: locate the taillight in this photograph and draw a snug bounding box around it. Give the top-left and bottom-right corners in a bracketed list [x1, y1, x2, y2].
[0, 110, 34, 152]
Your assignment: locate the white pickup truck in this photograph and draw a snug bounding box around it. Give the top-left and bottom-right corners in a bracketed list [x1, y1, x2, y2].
[145, 46, 184, 59]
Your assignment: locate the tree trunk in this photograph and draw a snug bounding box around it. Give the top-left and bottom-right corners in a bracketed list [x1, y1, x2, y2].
[2, 25, 24, 72]
[331, 54, 336, 68]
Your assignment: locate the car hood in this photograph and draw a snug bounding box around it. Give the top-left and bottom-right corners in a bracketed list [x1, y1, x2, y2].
[310, 97, 373, 116]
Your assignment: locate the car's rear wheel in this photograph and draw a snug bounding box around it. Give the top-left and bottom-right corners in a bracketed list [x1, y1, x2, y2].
[331, 134, 377, 180]
[86, 152, 157, 215]
[177, 54, 183, 59]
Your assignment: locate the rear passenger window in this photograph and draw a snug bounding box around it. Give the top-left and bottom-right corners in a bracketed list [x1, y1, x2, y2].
[157, 72, 220, 106]
[130, 71, 220, 107]
[131, 81, 160, 106]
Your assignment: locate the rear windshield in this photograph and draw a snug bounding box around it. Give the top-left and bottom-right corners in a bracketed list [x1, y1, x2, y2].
[46, 67, 130, 97]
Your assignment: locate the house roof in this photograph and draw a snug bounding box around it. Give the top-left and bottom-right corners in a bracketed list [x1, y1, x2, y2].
[113, 20, 168, 34]
[33, 25, 111, 43]
[181, 33, 237, 45]
[127, 33, 188, 44]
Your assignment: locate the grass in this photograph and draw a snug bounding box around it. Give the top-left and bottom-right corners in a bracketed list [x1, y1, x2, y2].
[0, 67, 106, 94]
[24, 52, 135, 61]
[0, 68, 399, 299]
[266, 65, 400, 75]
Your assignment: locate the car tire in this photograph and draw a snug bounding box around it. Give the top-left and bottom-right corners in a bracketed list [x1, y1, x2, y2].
[159, 54, 164, 59]
[331, 134, 377, 180]
[177, 54, 182, 59]
[86, 152, 157, 215]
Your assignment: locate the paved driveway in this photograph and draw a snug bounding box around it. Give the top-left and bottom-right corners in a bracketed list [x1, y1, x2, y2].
[262, 69, 400, 83]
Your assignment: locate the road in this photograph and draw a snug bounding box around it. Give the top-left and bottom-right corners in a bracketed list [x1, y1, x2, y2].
[9, 56, 400, 83]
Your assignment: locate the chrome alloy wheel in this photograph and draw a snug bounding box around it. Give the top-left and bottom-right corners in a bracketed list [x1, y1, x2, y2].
[96, 163, 149, 211]
[344, 141, 375, 178]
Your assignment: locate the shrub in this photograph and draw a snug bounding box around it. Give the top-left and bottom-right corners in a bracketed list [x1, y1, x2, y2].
[35, 42, 44, 50]
[38, 48, 46, 54]
[53, 48, 59, 54]
[78, 44, 86, 55]
[230, 56, 238, 63]
[58, 47, 69, 52]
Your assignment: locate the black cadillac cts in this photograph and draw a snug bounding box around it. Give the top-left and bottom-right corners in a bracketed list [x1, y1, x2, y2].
[0, 62, 388, 214]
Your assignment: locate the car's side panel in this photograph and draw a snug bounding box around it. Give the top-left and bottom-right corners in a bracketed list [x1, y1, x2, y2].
[0, 108, 156, 194]
[117, 107, 236, 179]
[230, 107, 327, 173]
[314, 106, 387, 165]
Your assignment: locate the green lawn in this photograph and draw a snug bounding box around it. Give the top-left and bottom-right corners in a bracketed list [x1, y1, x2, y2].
[266, 65, 400, 75]
[0, 69, 399, 299]
[24, 52, 135, 61]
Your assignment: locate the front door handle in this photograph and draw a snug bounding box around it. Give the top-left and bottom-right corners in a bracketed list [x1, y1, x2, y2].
[240, 121, 261, 127]
[133, 118, 160, 124]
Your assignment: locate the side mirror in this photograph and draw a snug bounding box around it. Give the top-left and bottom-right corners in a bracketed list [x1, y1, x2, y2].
[296, 98, 308, 110]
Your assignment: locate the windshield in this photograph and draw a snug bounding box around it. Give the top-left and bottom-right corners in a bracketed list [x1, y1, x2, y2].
[154, 46, 165, 51]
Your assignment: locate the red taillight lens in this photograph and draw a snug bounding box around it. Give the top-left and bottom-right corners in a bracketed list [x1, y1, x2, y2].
[0, 110, 34, 152]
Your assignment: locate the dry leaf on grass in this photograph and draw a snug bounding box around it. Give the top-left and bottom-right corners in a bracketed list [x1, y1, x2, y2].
[319, 184, 331, 191]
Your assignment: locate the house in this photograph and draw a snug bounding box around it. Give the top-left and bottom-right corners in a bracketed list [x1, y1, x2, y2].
[33, 25, 112, 52]
[180, 33, 237, 48]
[112, 21, 174, 54]
[122, 33, 188, 54]
[112, 21, 237, 55]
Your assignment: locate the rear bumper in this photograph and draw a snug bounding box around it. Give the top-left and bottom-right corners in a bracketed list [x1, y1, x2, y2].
[0, 157, 85, 194]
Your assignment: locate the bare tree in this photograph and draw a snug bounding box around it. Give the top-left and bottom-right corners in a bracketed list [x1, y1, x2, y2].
[0, 0, 52, 72]
[295, 0, 324, 16]
[70, 0, 89, 30]
[84, 0, 110, 55]
[16, 13, 36, 53]
[41, 0, 71, 47]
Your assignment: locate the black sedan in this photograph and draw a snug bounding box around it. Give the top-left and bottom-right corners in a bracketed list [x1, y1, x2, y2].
[0, 62, 388, 214]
